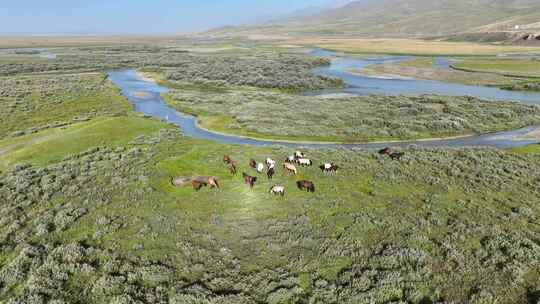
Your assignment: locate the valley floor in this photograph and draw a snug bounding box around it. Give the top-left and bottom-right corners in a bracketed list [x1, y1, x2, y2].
[1, 41, 540, 303]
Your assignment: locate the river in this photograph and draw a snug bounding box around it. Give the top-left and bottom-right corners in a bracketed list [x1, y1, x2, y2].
[107, 50, 540, 149]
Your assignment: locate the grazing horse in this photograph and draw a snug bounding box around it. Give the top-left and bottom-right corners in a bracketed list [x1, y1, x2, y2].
[378, 147, 393, 156]
[285, 155, 296, 163]
[223, 155, 233, 164]
[389, 152, 405, 161]
[249, 159, 257, 169]
[266, 158, 276, 169]
[192, 180, 207, 191]
[269, 185, 285, 196]
[296, 180, 315, 193]
[294, 151, 306, 159]
[208, 177, 220, 189]
[319, 163, 339, 173]
[227, 162, 237, 175]
[257, 163, 265, 173]
[242, 172, 257, 188]
[283, 163, 298, 175]
[267, 167, 275, 180]
[297, 158, 313, 166]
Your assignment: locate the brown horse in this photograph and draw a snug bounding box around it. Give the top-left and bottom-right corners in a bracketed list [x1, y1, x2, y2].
[296, 180, 315, 193]
[283, 163, 297, 175]
[227, 161, 237, 175]
[242, 172, 257, 188]
[378, 147, 393, 156]
[249, 159, 257, 169]
[208, 177, 220, 189]
[223, 155, 233, 164]
[389, 152, 405, 161]
[192, 180, 207, 191]
[267, 167, 275, 180]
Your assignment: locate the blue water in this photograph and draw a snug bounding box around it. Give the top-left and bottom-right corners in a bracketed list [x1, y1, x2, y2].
[311, 49, 540, 105]
[107, 50, 540, 149]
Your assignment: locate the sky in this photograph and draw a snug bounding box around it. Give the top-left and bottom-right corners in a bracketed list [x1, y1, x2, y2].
[0, 0, 340, 35]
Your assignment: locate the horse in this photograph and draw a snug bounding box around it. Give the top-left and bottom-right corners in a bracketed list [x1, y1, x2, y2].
[223, 155, 233, 164]
[294, 151, 306, 159]
[257, 163, 265, 173]
[378, 147, 393, 156]
[296, 180, 315, 193]
[242, 172, 257, 188]
[297, 158, 312, 166]
[227, 162, 237, 175]
[192, 180, 207, 191]
[249, 159, 257, 169]
[285, 155, 296, 163]
[389, 152, 405, 161]
[267, 167, 275, 180]
[319, 163, 339, 173]
[266, 158, 276, 169]
[269, 185, 285, 196]
[208, 177, 220, 189]
[283, 163, 298, 175]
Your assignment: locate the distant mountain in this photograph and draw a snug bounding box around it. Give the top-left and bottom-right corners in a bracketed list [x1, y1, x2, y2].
[209, 0, 540, 43]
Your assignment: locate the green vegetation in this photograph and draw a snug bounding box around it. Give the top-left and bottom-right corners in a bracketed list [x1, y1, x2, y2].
[510, 143, 540, 154]
[452, 58, 540, 78]
[0, 73, 131, 138]
[1, 124, 540, 303]
[0, 116, 166, 170]
[1, 41, 540, 303]
[164, 87, 540, 142]
[452, 58, 540, 91]
[359, 57, 525, 86]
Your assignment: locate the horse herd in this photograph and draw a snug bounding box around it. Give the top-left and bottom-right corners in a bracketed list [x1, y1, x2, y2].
[190, 148, 404, 196]
[220, 150, 338, 196]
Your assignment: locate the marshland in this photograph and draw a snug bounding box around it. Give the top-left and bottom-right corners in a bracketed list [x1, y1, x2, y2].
[2, 1, 540, 302]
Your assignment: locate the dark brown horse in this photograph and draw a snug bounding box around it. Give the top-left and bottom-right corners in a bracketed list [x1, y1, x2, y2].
[227, 161, 237, 175]
[192, 180, 207, 191]
[208, 177, 220, 189]
[242, 172, 257, 188]
[249, 159, 257, 169]
[378, 147, 393, 156]
[267, 167, 275, 180]
[296, 180, 315, 193]
[389, 152, 405, 161]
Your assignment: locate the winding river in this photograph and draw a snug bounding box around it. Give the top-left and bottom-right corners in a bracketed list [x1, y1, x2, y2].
[107, 50, 540, 149]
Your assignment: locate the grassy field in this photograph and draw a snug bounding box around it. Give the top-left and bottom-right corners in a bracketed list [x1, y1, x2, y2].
[0, 116, 166, 171]
[453, 58, 540, 78]
[1, 117, 540, 303]
[284, 38, 540, 56]
[0, 72, 131, 138]
[163, 86, 540, 143]
[1, 42, 540, 303]
[358, 57, 527, 87]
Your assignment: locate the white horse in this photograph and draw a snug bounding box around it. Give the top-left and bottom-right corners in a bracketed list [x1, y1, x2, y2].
[294, 151, 306, 159]
[256, 163, 265, 173]
[285, 155, 296, 163]
[297, 158, 312, 166]
[266, 158, 276, 169]
[269, 185, 285, 196]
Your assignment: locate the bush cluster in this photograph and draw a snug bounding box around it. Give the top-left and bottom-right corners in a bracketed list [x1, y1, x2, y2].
[166, 89, 540, 141]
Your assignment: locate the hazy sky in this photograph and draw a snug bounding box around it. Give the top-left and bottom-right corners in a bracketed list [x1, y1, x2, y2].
[0, 0, 337, 35]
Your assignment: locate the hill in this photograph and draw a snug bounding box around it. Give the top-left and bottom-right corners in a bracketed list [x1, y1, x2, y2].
[209, 0, 540, 43]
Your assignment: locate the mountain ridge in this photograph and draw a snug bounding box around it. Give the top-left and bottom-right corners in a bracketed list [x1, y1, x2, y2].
[208, 0, 540, 43]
